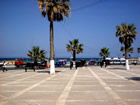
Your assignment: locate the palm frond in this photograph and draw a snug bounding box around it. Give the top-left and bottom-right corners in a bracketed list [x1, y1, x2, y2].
[99, 47, 110, 58]
[27, 46, 46, 61]
[66, 39, 84, 55]
[37, 0, 71, 22]
[116, 23, 138, 59]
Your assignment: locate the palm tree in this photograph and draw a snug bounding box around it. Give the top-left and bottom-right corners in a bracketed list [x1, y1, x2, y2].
[66, 39, 84, 61]
[37, 0, 71, 74]
[27, 46, 46, 65]
[116, 23, 138, 70]
[120, 46, 133, 57]
[99, 47, 110, 61]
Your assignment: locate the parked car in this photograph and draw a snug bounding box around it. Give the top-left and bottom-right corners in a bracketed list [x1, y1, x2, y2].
[15, 58, 49, 68]
[55, 59, 67, 67]
[55, 61, 64, 67]
[15, 58, 25, 67]
[88, 60, 96, 65]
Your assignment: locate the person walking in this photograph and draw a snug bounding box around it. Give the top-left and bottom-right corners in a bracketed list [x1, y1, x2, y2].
[100, 61, 103, 68]
[70, 61, 73, 70]
[3, 61, 7, 72]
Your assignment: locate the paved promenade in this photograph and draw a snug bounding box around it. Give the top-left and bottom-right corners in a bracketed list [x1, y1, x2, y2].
[0, 65, 140, 105]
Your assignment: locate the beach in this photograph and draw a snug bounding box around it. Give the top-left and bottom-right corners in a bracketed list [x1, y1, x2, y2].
[0, 64, 140, 105]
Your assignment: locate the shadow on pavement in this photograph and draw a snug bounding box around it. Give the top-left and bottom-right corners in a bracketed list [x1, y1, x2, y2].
[37, 70, 61, 74]
[107, 67, 126, 70]
[3, 67, 24, 70]
[127, 77, 140, 81]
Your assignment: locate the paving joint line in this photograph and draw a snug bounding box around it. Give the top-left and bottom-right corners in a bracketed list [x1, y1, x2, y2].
[4, 68, 68, 100]
[117, 69, 140, 77]
[99, 67, 139, 84]
[88, 67, 127, 105]
[106, 66, 140, 77]
[55, 69, 78, 105]
[1, 73, 41, 86]
[99, 67, 126, 80]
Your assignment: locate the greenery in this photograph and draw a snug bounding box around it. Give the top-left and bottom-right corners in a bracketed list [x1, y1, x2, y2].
[37, 0, 71, 61]
[66, 39, 84, 61]
[116, 23, 138, 59]
[120, 46, 133, 57]
[99, 47, 110, 61]
[27, 46, 46, 64]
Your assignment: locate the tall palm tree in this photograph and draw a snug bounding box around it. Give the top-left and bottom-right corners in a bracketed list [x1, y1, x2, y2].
[99, 47, 110, 61]
[120, 46, 133, 57]
[37, 0, 71, 74]
[116, 23, 138, 70]
[27, 46, 46, 65]
[66, 39, 84, 61]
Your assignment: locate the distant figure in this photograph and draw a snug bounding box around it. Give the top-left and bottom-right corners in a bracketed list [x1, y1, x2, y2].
[3, 61, 7, 72]
[105, 60, 108, 67]
[100, 61, 104, 68]
[76, 61, 80, 69]
[75, 62, 78, 69]
[134, 60, 137, 65]
[85, 62, 88, 67]
[70, 61, 73, 70]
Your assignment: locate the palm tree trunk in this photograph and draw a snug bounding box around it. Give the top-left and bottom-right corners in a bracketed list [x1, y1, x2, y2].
[125, 45, 128, 59]
[103, 56, 105, 62]
[73, 50, 76, 61]
[125, 39, 129, 70]
[34, 58, 38, 66]
[73, 50, 76, 69]
[50, 21, 54, 60]
[50, 21, 55, 74]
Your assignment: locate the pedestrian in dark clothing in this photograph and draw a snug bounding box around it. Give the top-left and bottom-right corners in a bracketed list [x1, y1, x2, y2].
[3, 61, 7, 72]
[75, 62, 78, 69]
[100, 61, 103, 68]
[70, 61, 73, 70]
[105, 60, 107, 67]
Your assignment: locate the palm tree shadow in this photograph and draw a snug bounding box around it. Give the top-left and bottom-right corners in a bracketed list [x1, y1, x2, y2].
[127, 77, 140, 81]
[37, 70, 61, 74]
[4, 67, 25, 70]
[107, 67, 126, 70]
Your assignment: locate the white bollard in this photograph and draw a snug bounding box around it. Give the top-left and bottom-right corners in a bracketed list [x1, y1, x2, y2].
[50, 60, 55, 74]
[126, 59, 130, 70]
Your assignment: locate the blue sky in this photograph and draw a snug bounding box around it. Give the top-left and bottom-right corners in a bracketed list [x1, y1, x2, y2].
[0, 0, 140, 58]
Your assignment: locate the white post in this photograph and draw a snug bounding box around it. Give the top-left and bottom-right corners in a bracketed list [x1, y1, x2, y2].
[126, 59, 129, 70]
[50, 60, 55, 74]
[73, 61, 76, 69]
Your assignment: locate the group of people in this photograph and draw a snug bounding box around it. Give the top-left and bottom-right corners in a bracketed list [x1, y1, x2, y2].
[70, 60, 110, 69]
[70, 59, 87, 70]
[100, 60, 109, 68]
[70, 61, 78, 69]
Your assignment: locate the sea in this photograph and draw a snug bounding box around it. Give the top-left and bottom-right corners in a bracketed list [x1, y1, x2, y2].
[0, 58, 102, 62]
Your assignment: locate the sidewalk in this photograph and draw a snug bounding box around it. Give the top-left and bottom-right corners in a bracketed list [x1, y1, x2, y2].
[0, 65, 140, 105]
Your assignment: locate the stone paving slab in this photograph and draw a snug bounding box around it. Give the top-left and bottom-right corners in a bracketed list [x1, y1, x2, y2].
[65, 101, 120, 105]
[0, 65, 140, 105]
[67, 92, 113, 100]
[110, 84, 140, 90]
[116, 91, 140, 99]
[102, 79, 127, 82]
[1, 86, 29, 91]
[73, 81, 101, 85]
[0, 91, 17, 97]
[104, 81, 135, 85]
[39, 80, 68, 85]
[16, 92, 61, 100]
[124, 100, 140, 105]
[30, 85, 65, 91]
[75, 77, 96, 81]
[71, 85, 105, 91]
